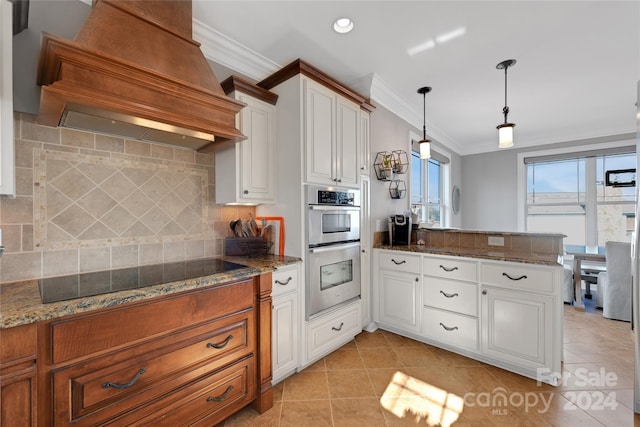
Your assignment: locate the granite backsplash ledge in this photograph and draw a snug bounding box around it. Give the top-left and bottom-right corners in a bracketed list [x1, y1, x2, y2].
[374, 228, 564, 262]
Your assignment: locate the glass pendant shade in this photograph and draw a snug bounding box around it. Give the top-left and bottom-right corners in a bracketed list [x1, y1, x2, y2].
[419, 139, 431, 159]
[497, 123, 514, 148]
[417, 86, 432, 159]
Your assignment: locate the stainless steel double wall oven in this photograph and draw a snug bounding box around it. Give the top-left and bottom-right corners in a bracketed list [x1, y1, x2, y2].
[306, 185, 361, 319]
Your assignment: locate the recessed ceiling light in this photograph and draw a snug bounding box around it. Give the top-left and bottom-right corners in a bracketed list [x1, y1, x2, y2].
[333, 17, 354, 34]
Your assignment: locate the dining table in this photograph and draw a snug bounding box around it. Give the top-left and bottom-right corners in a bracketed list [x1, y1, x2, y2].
[564, 245, 606, 310]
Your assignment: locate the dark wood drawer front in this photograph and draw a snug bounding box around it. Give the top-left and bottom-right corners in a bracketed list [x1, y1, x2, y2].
[50, 279, 254, 364]
[133, 356, 255, 426]
[53, 311, 254, 426]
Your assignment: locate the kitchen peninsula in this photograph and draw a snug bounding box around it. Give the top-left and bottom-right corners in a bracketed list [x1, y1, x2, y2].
[373, 228, 564, 386]
[0, 255, 300, 426]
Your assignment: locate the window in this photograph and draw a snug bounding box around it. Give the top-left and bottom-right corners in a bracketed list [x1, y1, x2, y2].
[526, 152, 636, 246]
[411, 150, 443, 227]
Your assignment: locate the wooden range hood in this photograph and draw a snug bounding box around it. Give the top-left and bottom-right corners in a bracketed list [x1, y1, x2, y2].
[36, 0, 245, 153]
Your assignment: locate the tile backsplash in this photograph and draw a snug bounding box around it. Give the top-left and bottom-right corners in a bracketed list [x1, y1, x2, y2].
[0, 113, 254, 283]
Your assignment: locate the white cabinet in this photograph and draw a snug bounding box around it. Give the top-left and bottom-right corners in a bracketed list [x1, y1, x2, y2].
[306, 298, 361, 364]
[272, 265, 300, 384]
[481, 286, 553, 369]
[374, 248, 563, 385]
[480, 261, 562, 385]
[422, 254, 479, 350]
[376, 250, 422, 333]
[216, 80, 276, 204]
[304, 78, 359, 188]
[0, 0, 14, 196]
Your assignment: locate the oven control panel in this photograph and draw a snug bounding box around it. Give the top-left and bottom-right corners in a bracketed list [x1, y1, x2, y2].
[318, 190, 355, 206]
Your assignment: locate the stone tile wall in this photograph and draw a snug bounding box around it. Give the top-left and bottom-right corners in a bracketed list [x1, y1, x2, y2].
[0, 113, 254, 283]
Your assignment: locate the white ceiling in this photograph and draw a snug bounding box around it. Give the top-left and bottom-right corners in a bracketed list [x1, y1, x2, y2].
[191, 0, 639, 156]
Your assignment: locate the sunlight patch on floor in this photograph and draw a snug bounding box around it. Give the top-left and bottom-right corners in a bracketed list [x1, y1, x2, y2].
[380, 371, 463, 426]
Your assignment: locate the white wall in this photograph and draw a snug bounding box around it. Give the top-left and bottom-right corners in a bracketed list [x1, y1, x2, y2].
[461, 134, 637, 232]
[12, 1, 91, 114]
[370, 105, 462, 233]
[461, 149, 518, 231]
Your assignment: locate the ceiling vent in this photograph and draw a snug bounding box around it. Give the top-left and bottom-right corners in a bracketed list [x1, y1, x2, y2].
[36, 0, 245, 152]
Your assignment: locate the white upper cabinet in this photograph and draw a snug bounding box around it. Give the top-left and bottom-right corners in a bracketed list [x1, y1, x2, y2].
[304, 78, 359, 188]
[216, 77, 277, 204]
[0, 0, 15, 196]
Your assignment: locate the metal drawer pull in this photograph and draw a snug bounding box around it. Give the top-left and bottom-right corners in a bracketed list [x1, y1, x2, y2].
[332, 322, 344, 331]
[439, 290, 459, 298]
[439, 323, 459, 332]
[207, 385, 233, 402]
[102, 368, 146, 389]
[502, 272, 527, 281]
[275, 277, 293, 286]
[391, 259, 406, 265]
[207, 335, 233, 349]
[439, 265, 459, 272]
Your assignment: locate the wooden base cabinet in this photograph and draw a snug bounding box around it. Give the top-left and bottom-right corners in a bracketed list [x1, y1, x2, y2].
[35, 274, 273, 426]
[0, 323, 37, 426]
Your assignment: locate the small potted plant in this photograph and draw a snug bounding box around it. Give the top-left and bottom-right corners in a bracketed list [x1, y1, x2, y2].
[381, 154, 394, 180]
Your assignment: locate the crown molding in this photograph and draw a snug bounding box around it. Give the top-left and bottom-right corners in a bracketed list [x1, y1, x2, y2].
[192, 21, 469, 155]
[192, 18, 281, 81]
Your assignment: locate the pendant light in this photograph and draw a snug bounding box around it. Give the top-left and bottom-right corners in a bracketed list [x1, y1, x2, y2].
[496, 59, 516, 148]
[417, 86, 432, 159]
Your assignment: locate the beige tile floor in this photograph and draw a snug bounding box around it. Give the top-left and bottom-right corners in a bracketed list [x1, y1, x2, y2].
[223, 303, 639, 426]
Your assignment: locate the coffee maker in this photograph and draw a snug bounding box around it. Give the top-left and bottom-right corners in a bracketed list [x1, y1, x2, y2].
[388, 215, 411, 245]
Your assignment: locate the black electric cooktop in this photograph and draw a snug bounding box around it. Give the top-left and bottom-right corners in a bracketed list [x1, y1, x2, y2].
[38, 258, 247, 304]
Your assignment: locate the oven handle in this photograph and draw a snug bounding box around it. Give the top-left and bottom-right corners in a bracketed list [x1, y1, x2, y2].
[308, 205, 360, 211]
[309, 242, 361, 254]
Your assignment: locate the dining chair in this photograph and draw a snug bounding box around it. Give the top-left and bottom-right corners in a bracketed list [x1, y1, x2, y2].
[595, 241, 631, 321]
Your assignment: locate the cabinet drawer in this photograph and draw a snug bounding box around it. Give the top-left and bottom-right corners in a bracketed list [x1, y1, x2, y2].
[481, 262, 556, 294]
[422, 307, 478, 351]
[53, 311, 254, 426]
[133, 356, 256, 426]
[272, 266, 298, 298]
[423, 277, 477, 316]
[307, 302, 361, 362]
[423, 256, 478, 282]
[379, 251, 421, 274]
[50, 279, 254, 364]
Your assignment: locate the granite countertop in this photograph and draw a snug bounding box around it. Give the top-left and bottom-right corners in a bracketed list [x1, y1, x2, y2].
[0, 255, 301, 329]
[375, 244, 562, 266]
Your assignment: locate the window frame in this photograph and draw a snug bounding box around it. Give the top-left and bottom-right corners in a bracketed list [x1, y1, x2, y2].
[517, 139, 637, 246]
[409, 131, 452, 227]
